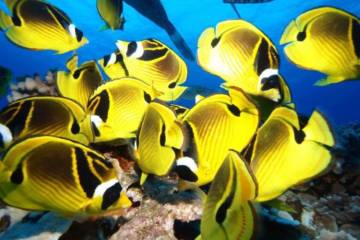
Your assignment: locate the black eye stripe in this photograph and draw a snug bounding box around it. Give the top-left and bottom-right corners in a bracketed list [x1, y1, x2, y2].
[126, 41, 137, 57]
[101, 182, 122, 210]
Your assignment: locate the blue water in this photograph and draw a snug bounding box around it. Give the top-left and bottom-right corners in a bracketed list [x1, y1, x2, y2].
[0, 0, 359, 127]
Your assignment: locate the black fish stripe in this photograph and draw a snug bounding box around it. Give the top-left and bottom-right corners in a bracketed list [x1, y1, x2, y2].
[139, 48, 168, 61]
[116, 53, 129, 76]
[75, 147, 101, 198]
[254, 38, 270, 76]
[101, 182, 122, 210]
[10, 163, 24, 184]
[12, 0, 22, 26]
[45, 3, 71, 31]
[352, 19, 360, 59]
[126, 41, 137, 57]
[7, 101, 33, 137]
[215, 161, 237, 224]
[72, 65, 93, 79]
[94, 90, 110, 123]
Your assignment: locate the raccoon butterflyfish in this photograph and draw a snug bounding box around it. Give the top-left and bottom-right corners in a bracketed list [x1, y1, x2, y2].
[174, 87, 259, 188]
[97, 0, 125, 30]
[197, 19, 291, 103]
[99, 38, 188, 101]
[0, 0, 88, 54]
[0, 96, 93, 149]
[280, 7, 360, 86]
[86, 77, 157, 143]
[0, 135, 132, 216]
[57, 55, 103, 108]
[136, 102, 185, 185]
[249, 107, 335, 202]
[197, 151, 257, 240]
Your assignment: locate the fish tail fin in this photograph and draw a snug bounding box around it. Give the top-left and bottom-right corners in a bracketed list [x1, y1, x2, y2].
[0, 9, 12, 31]
[165, 24, 195, 61]
[303, 110, 335, 147]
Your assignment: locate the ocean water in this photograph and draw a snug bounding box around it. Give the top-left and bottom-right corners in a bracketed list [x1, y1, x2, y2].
[0, 0, 359, 127]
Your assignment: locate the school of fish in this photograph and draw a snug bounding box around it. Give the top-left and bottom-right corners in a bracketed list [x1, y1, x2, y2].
[1, 0, 358, 239]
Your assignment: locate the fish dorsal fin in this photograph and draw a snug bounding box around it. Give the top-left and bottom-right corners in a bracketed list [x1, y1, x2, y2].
[216, 19, 254, 35]
[200, 151, 256, 240]
[66, 54, 79, 71]
[228, 86, 258, 116]
[269, 107, 300, 130]
[302, 110, 335, 147]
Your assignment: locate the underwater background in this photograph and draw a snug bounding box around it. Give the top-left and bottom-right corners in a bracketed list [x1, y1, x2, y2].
[0, 0, 360, 126]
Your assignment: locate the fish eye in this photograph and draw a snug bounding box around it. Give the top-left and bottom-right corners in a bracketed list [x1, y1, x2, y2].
[296, 31, 306, 41]
[211, 37, 220, 48]
[126, 41, 138, 57]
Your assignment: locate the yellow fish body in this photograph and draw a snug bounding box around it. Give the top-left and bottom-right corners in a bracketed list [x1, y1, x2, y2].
[0, 96, 93, 148]
[87, 78, 156, 143]
[99, 38, 188, 101]
[197, 20, 291, 103]
[175, 87, 259, 187]
[250, 107, 335, 201]
[0, 135, 132, 216]
[280, 7, 360, 86]
[0, 0, 88, 54]
[197, 151, 257, 240]
[57, 55, 103, 108]
[136, 102, 185, 184]
[97, 0, 125, 30]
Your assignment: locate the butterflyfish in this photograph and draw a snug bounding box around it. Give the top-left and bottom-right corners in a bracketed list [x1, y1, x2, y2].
[0, 135, 132, 216]
[0, 0, 88, 54]
[197, 19, 291, 103]
[280, 7, 360, 86]
[250, 107, 335, 201]
[97, 0, 125, 30]
[56, 55, 103, 108]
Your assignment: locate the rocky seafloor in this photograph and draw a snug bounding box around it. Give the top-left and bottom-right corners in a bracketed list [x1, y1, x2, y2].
[0, 72, 359, 240]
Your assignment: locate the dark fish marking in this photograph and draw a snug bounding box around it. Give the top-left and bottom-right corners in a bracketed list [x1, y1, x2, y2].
[12, 1, 22, 26]
[227, 104, 241, 117]
[91, 121, 100, 137]
[139, 48, 168, 61]
[94, 90, 110, 123]
[173, 165, 198, 182]
[293, 128, 306, 144]
[183, 121, 197, 160]
[75, 28, 83, 42]
[103, 54, 111, 67]
[10, 163, 24, 184]
[143, 92, 152, 103]
[7, 101, 32, 137]
[126, 41, 137, 57]
[296, 26, 307, 42]
[173, 219, 201, 240]
[215, 164, 236, 224]
[101, 182, 122, 210]
[352, 19, 360, 59]
[116, 53, 129, 76]
[72, 66, 93, 79]
[270, 46, 279, 67]
[255, 39, 271, 76]
[261, 75, 281, 91]
[75, 147, 101, 198]
[175, 108, 187, 115]
[46, 4, 71, 31]
[211, 37, 220, 48]
[168, 82, 177, 89]
[71, 120, 80, 134]
[160, 124, 166, 146]
[0, 133, 4, 149]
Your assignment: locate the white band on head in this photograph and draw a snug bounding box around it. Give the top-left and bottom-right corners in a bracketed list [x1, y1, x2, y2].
[176, 157, 198, 173]
[107, 53, 117, 66]
[68, 24, 77, 38]
[91, 115, 104, 128]
[0, 124, 12, 147]
[258, 68, 279, 91]
[94, 179, 119, 197]
[129, 41, 144, 59]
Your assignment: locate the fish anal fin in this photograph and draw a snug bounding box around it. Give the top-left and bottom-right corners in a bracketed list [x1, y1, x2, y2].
[314, 75, 346, 86]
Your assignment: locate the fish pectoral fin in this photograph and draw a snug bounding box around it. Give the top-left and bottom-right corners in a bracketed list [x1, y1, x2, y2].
[0, 9, 13, 30]
[99, 25, 110, 32]
[314, 75, 346, 86]
[139, 172, 148, 185]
